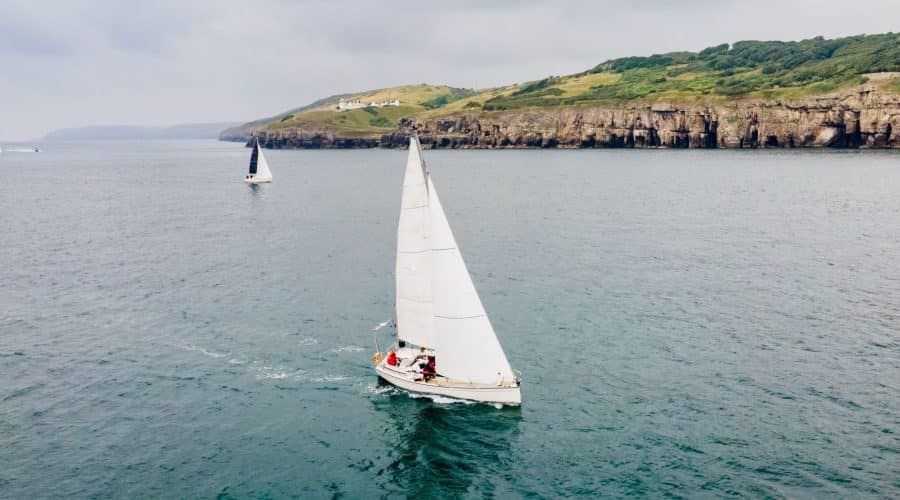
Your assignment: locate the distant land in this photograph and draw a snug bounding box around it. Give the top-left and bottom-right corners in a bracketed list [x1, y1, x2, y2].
[222, 33, 900, 149]
[46, 122, 239, 141]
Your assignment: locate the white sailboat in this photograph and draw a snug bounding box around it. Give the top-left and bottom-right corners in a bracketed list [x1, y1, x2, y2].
[374, 135, 521, 406]
[244, 138, 273, 184]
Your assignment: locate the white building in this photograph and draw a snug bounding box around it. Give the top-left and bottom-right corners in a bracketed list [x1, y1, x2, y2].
[337, 98, 366, 111]
[337, 98, 401, 111]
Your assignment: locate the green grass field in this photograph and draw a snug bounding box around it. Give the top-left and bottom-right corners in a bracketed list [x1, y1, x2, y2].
[264, 85, 475, 136]
[249, 33, 900, 136]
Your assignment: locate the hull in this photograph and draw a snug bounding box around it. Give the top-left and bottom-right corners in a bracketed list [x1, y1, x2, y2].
[244, 177, 272, 184]
[375, 363, 521, 405]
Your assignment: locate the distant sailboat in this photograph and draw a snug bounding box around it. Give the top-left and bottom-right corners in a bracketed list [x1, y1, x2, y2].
[374, 135, 521, 406]
[244, 138, 273, 184]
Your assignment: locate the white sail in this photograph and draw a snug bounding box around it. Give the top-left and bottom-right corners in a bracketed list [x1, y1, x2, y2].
[395, 137, 436, 347]
[428, 175, 516, 385]
[255, 142, 273, 181]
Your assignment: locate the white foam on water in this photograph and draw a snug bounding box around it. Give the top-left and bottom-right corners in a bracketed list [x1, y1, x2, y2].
[255, 367, 305, 380]
[366, 383, 397, 395]
[297, 336, 318, 346]
[312, 374, 352, 383]
[408, 393, 476, 405]
[183, 344, 307, 382]
[182, 344, 230, 359]
[250, 360, 305, 381]
[331, 345, 364, 353]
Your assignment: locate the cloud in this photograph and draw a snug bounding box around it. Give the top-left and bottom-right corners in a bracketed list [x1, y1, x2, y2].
[0, 0, 898, 140]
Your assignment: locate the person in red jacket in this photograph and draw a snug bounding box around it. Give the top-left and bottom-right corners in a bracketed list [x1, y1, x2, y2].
[386, 350, 398, 366]
[421, 356, 436, 380]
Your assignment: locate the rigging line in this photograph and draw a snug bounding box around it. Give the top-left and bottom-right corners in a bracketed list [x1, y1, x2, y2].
[434, 314, 486, 320]
[413, 132, 430, 184]
[398, 248, 432, 254]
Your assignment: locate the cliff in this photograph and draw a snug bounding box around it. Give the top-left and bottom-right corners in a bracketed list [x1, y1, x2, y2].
[250, 83, 898, 149]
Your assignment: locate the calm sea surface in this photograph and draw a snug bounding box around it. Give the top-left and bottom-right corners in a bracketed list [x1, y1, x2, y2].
[1, 141, 898, 498]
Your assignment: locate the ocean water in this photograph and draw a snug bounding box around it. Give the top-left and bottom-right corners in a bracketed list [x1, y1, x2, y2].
[1, 141, 898, 498]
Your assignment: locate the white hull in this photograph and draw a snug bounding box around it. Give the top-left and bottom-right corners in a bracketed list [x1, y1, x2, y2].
[375, 362, 521, 405]
[244, 177, 272, 184]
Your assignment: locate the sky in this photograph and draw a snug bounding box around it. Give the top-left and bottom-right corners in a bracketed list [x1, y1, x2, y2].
[1, 0, 898, 140]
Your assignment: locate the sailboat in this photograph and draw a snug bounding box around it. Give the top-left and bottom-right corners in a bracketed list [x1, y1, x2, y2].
[374, 135, 521, 406]
[244, 138, 273, 184]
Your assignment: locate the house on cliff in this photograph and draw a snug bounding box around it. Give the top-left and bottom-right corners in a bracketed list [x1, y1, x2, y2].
[337, 98, 400, 111]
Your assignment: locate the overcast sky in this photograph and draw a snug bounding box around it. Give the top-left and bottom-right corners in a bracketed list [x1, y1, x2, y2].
[1, 0, 897, 140]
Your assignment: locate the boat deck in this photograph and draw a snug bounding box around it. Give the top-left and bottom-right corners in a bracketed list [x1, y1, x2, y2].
[377, 355, 519, 390]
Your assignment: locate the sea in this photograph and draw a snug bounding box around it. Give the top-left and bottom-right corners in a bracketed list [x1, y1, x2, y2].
[1, 140, 898, 498]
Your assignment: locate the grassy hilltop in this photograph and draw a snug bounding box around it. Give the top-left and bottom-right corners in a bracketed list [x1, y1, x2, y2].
[225, 85, 475, 139]
[223, 33, 900, 140]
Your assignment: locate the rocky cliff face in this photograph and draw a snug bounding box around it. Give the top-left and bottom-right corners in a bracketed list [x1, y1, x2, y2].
[245, 85, 899, 149]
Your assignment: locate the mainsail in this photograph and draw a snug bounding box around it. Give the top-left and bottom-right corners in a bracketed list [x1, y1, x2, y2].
[395, 137, 436, 348]
[248, 140, 259, 174]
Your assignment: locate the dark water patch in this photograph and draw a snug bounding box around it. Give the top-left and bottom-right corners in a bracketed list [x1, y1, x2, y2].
[2, 383, 46, 402]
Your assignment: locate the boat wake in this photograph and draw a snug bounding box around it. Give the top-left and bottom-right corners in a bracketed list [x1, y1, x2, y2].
[181, 343, 306, 381]
[331, 345, 364, 353]
[254, 364, 305, 380]
[311, 374, 353, 383]
[366, 383, 398, 395]
[297, 336, 318, 346]
[408, 393, 477, 405]
[183, 343, 229, 359]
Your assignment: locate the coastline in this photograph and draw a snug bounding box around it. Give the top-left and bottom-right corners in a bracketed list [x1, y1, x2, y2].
[224, 84, 899, 150]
